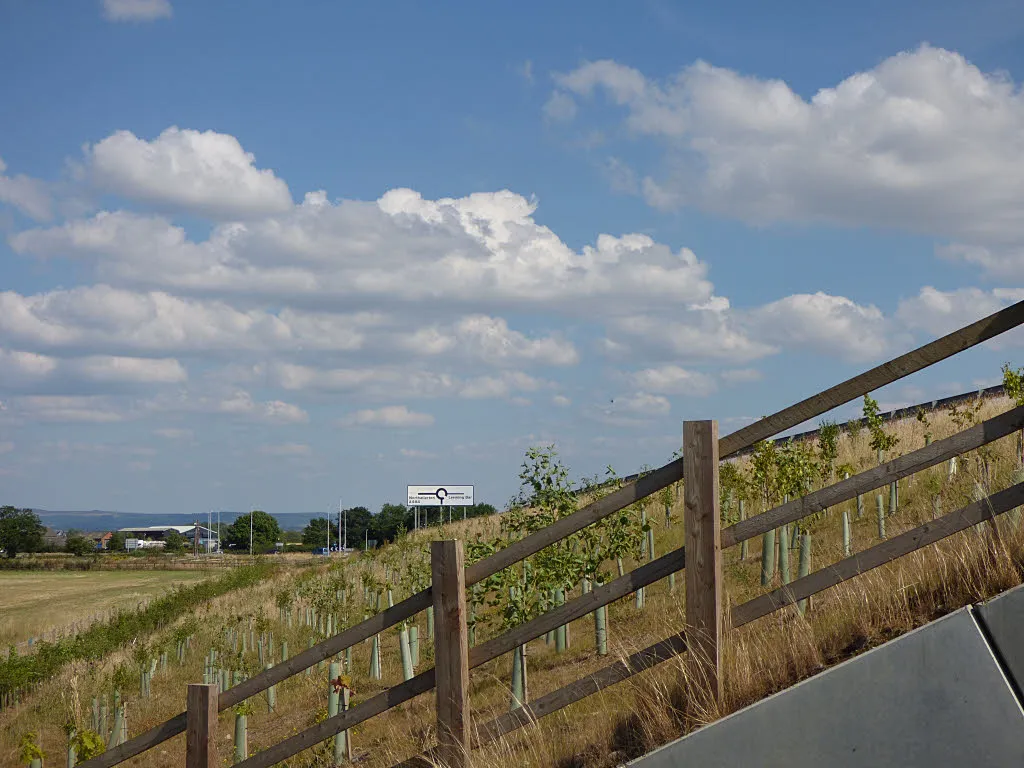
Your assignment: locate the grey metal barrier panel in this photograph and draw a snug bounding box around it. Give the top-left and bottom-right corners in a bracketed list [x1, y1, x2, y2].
[976, 581, 1024, 697]
[627, 608, 1024, 768]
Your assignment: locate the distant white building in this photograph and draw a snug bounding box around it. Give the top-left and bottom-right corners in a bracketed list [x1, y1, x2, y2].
[117, 525, 220, 552]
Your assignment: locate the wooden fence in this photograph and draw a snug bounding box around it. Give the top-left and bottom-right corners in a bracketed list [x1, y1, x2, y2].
[77, 298, 1024, 768]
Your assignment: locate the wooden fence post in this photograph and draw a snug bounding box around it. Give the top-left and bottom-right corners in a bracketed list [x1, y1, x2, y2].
[683, 420, 723, 707]
[431, 540, 470, 768]
[186, 683, 218, 768]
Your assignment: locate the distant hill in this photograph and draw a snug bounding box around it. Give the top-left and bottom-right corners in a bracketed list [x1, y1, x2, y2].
[30, 509, 319, 532]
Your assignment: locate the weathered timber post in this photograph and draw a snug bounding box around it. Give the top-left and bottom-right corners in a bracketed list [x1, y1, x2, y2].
[683, 419, 723, 706]
[186, 683, 219, 768]
[432, 540, 471, 768]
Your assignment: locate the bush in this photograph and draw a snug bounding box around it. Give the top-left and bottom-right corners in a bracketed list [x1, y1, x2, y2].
[65, 534, 95, 557]
[164, 530, 187, 554]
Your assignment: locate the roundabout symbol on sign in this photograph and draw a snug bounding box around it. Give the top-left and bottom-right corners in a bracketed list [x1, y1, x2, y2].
[407, 485, 474, 507]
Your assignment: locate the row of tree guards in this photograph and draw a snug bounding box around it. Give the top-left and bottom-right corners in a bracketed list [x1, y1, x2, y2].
[18, 638, 198, 767]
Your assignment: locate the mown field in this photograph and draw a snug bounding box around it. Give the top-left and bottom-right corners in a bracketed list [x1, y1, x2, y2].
[1, 390, 1023, 768]
[0, 570, 216, 649]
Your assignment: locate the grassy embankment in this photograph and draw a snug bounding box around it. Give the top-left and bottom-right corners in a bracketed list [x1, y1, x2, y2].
[2, 395, 1023, 767]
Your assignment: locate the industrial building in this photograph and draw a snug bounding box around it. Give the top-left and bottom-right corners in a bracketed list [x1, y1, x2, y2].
[116, 524, 220, 552]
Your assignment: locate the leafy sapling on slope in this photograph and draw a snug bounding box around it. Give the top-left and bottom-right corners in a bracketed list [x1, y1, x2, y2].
[817, 421, 841, 485]
[864, 393, 900, 515]
[916, 407, 933, 446]
[863, 394, 899, 462]
[751, 439, 782, 586]
[1005, 363, 1024, 407]
[720, 461, 750, 558]
[1004, 363, 1024, 470]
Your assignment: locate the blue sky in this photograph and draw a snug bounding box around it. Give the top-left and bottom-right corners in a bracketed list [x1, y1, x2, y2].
[1, 0, 1024, 519]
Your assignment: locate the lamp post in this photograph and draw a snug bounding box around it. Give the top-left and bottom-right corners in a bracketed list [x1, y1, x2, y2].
[339, 500, 345, 552]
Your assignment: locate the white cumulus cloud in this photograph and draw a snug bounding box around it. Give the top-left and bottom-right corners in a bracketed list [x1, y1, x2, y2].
[0, 158, 51, 221]
[628, 365, 717, 396]
[339, 405, 435, 428]
[603, 303, 776, 364]
[617, 391, 671, 415]
[70, 355, 187, 384]
[216, 391, 308, 425]
[458, 371, 546, 400]
[745, 292, 894, 362]
[85, 127, 291, 217]
[0, 348, 185, 391]
[0, 285, 370, 357]
[896, 286, 1024, 343]
[551, 46, 1024, 278]
[12, 188, 714, 312]
[4, 395, 125, 423]
[403, 315, 578, 367]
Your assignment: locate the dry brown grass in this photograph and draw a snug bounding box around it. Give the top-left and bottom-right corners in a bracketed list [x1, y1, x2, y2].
[1, 395, 1022, 768]
[0, 569, 216, 648]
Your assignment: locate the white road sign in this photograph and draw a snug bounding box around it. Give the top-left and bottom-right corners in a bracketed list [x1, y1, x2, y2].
[407, 485, 474, 506]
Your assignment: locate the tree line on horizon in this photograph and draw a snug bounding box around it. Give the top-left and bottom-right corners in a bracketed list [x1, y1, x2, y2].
[206, 502, 498, 553]
[0, 502, 499, 557]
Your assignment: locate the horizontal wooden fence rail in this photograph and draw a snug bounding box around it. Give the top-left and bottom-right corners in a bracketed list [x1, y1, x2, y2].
[725, 383, 1008, 460]
[721, 404, 1024, 549]
[719, 298, 1024, 457]
[597, 383, 1009, 493]
[732, 480, 1024, 628]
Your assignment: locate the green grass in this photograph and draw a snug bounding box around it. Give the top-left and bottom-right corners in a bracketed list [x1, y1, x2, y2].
[0, 570, 214, 647]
